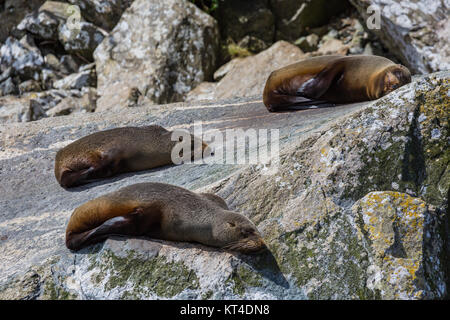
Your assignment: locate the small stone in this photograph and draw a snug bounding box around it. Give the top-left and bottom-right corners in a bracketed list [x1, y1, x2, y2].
[0, 77, 18, 96]
[18, 80, 42, 95]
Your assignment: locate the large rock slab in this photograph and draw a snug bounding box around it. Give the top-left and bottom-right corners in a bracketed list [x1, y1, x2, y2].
[186, 41, 305, 102]
[0, 72, 448, 299]
[94, 0, 219, 112]
[350, 0, 450, 74]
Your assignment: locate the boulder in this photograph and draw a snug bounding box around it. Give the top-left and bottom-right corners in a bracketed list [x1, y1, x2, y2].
[58, 21, 107, 61]
[53, 68, 96, 90]
[187, 41, 305, 101]
[0, 0, 45, 43]
[0, 71, 447, 299]
[0, 87, 97, 123]
[349, 0, 450, 74]
[94, 0, 219, 112]
[216, 0, 275, 46]
[0, 36, 44, 82]
[67, 0, 134, 31]
[16, 1, 74, 41]
[270, 0, 351, 41]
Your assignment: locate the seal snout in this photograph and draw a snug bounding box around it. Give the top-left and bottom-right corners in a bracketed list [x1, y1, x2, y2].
[224, 235, 268, 254]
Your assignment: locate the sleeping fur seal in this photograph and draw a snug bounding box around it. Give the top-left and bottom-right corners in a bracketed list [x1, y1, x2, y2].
[263, 55, 411, 112]
[55, 125, 208, 188]
[65, 182, 267, 254]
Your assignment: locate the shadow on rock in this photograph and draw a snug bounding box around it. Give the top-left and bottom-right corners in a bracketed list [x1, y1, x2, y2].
[232, 248, 290, 289]
[63, 164, 175, 192]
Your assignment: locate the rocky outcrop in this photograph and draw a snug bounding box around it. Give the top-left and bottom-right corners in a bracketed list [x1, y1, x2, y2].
[350, 0, 450, 74]
[0, 0, 45, 43]
[186, 41, 305, 102]
[67, 0, 134, 31]
[0, 87, 96, 123]
[270, 0, 351, 41]
[94, 0, 219, 112]
[0, 72, 447, 300]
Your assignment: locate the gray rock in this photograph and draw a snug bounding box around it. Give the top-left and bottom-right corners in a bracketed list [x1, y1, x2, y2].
[53, 69, 96, 90]
[18, 80, 42, 95]
[94, 0, 219, 112]
[17, 9, 61, 40]
[0, 36, 44, 81]
[216, 0, 275, 45]
[0, 72, 447, 299]
[294, 34, 319, 52]
[0, 0, 45, 43]
[0, 88, 97, 123]
[67, 0, 134, 31]
[58, 21, 107, 61]
[349, 0, 450, 74]
[0, 78, 18, 96]
[187, 41, 305, 101]
[270, 0, 351, 41]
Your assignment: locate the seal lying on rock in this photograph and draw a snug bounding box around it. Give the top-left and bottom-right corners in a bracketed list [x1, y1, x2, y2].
[54, 125, 208, 188]
[65, 182, 267, 254]
[263, 55, 411, 112]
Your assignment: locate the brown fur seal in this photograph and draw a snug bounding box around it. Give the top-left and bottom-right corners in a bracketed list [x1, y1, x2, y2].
[263, 55, 411, 112]
[55, 125, 208, 188]
[65, 182, 267, 254]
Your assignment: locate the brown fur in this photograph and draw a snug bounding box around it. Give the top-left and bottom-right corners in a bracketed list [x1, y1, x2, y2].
[55, 125, 208, 188]
[263, 55, 411, 111]
[65, 183, 266, 254]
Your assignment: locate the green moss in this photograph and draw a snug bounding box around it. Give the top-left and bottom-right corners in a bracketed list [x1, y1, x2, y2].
[226, 266, 263, 296]
[227, 43, 252, 59]
[42, 276, 78, 300]
[89, 250, 200, 298]
[201, 290, 214, 300]
[270, 212, 378, 299]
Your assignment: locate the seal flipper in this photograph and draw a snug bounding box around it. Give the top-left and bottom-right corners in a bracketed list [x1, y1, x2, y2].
[266, 94, 335, 112]
[66, 207, 152, 251]
[296, 63, 345, 99]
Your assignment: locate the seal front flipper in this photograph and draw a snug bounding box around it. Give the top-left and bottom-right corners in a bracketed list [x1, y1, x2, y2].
[296, 64, 345, 99]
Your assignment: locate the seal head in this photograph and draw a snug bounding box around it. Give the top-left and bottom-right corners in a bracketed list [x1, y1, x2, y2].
[212, 211, 267, 254]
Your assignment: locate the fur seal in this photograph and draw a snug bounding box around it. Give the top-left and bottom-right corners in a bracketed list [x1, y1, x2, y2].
[65, 182, 267, 254]
[263, 55, 411, 112]
[55, 125, 208, 188]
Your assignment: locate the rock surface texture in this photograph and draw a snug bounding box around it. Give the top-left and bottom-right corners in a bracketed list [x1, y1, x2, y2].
[350, 0, 450, 74]
[0, 72, 448, 300]
[186, 41, 305, 102]
[94, 0, 219, 112]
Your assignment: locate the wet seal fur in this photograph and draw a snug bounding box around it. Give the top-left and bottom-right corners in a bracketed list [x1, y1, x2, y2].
[263, 55, 411, 112]
[55, 125, 208, 188]
[65, 182, 267, 254]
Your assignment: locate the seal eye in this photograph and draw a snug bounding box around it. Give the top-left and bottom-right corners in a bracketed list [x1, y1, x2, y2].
[241, 228, 254, 237]
[227, 221, 236, 228]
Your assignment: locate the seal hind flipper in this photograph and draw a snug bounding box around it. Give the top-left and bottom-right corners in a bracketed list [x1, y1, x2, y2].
[266, 94, 335, 112]
[66, 206, 162, 251]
